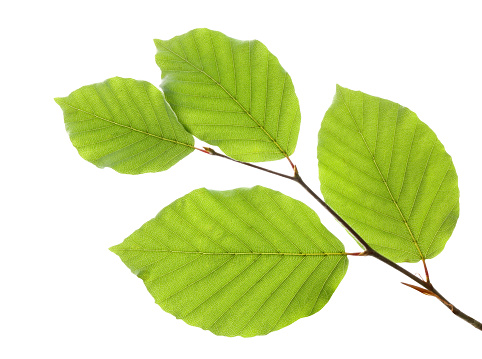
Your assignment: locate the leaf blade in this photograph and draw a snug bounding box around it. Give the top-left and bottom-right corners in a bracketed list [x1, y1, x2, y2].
[55, 77, 195, 174]
[318, 86, 459, 263]
[154, 28, 301, 162]
[111, 186, 348, 337]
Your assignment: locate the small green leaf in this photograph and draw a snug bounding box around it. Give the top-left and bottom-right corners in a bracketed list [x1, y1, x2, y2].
[111, 186, 347, 337]
[55, 77, 195, 174]
[154, 28, 301, 163]
[318, 85, 459, 263]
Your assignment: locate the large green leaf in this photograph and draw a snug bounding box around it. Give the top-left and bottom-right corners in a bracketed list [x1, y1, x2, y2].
[318, 86, 459, 263]
[111, 186, 348, 337]
[154, 28, 301, 163]
[55, 77, 195, 174]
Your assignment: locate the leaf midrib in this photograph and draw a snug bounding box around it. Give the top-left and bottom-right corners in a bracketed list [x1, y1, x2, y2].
[156, 41, 290, 159]
[114, 248, 347, 256]
[338, 91, 425, 261]
[58, 101, 195, 149]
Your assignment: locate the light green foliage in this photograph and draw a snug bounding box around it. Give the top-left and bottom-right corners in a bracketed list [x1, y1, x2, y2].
[56, 29, 469, 337]
[55, 77, 194, 174]
[111, 186, 348, 337]
[318, 86, 459, 263]
[154, 28, 301, 162]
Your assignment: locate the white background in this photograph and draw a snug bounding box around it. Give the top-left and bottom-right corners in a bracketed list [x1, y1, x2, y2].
[2, 0, 481, 357]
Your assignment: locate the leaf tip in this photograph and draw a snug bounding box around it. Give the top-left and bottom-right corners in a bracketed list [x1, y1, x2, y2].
[109, 244, 121, 255]
[335, 84, 346, 93]
[153, 38, 164, 49]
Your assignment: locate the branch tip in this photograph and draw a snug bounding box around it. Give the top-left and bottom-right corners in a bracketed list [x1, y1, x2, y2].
[202, 147, 216, 155]
[195, 146, 211, 154]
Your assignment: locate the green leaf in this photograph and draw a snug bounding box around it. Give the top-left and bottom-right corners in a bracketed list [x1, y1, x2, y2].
[318, 85, 459, 263]
[111, 186, 348, 337]
[55, 77, 195, 174]
[154, 28, 301, 163]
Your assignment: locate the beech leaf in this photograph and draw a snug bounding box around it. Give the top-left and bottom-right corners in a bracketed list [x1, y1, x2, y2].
[55, 77, 195, 174]
[111, 186, 348, 337]
[318, 86, 459, 263]
[154, 28, 301, 163]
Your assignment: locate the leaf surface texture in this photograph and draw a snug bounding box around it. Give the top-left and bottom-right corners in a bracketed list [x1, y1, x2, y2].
[111, 186, 348, 337]
[318, 86, 459, 262]
[155, 28, 301, 162]
[55, 77, 194, 174]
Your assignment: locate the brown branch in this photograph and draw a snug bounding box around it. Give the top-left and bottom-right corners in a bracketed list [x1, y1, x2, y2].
[202, 147, 482, 332]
